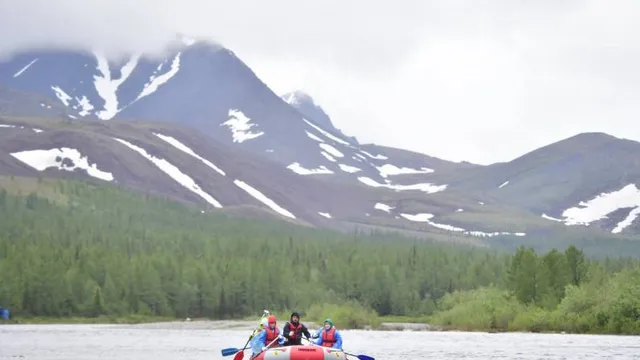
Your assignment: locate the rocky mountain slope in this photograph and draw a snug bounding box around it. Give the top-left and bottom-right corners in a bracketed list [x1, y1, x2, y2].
[1, 36, 640, 239]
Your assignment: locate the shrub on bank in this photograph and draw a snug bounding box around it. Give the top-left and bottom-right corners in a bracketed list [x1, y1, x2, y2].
[429, 286, 524, 331]
[304, 301, 381, 330]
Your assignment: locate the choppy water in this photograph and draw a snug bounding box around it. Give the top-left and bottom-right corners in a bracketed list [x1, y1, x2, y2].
[1, 324, 638, 359]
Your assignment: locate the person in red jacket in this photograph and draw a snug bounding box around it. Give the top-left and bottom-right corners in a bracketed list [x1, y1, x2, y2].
[282, 312, 311, 346]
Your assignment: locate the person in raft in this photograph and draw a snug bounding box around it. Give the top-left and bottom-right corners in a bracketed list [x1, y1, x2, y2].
[251, 315, 286, 355]
[311, 318, 343, 349]
[283, 311, 311, 346]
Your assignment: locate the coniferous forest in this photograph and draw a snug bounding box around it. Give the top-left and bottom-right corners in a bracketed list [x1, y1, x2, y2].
[0, 176, 638, 334]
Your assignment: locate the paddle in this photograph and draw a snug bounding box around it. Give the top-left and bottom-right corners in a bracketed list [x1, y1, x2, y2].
[246, 336, 280, 360]
[302, 336, 375, 360]
[221, 347, 249, 357]
[220, 310, 270, 358]
[234, 310, 271, 360]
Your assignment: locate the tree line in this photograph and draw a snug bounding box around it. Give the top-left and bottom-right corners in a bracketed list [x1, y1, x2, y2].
[0, 177, 638, 334]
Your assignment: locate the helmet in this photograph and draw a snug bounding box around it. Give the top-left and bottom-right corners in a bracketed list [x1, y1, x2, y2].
[323, 318, 333, 327]
[268, 315, 277, 324]
[290, 312, 300, 319]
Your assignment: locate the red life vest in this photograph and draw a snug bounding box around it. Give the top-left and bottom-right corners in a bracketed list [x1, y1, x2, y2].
[264, 327, 280, 347]
[288, 322, 302, 341]
[321, 327, 336, 347]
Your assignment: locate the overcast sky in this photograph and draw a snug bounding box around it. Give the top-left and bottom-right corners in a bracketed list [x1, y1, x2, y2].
[1, 0, 639, 164]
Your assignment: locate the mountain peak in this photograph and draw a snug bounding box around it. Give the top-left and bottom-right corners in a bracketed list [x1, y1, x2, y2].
[281, 90, 358, 144]
[281, 90, 313, 106]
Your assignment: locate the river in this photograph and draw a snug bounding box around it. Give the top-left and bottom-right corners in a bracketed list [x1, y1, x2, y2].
[1, 322, 638, 359]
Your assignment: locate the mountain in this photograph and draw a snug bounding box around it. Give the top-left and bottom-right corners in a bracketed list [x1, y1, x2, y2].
[281, 90, 358, 144]
[403, 132, 640, 235]
[1, 36, 640, 243]
[0, 37, 463, 189]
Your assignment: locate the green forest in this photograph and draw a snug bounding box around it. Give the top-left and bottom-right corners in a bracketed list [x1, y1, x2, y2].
[0, 176, 638, 334]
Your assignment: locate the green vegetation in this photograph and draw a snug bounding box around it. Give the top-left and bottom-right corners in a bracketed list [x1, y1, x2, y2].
[0, 176, 638, 334]
[430, 247, 640, 334]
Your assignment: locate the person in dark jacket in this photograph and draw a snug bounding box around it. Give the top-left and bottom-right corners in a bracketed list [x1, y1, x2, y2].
[283, 312, 311, 346]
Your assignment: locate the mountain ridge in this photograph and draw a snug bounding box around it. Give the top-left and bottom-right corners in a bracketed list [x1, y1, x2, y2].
[1, 38, 640, 239]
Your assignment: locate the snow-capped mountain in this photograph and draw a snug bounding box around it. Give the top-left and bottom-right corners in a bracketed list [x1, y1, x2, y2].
[2, 36, 640, 240]
[0, 37, 459, 191]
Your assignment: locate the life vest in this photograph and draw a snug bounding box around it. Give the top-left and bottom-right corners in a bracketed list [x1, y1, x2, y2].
[288, 322, 302, 341]
[321, 327, 337, 347]
[264, 327, 280, 347]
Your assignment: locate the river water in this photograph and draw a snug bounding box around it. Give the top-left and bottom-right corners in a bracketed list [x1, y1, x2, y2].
[1, 324, 638, 359]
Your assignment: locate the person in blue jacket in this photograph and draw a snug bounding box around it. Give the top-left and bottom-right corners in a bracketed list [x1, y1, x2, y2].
[311, 318, 342, 350]
[251, 315, 285, 356]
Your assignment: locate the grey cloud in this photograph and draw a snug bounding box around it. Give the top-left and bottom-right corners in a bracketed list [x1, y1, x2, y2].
[1, 0, 639, 164]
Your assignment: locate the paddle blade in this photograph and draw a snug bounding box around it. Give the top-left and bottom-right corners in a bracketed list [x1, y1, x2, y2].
[233, 350, 245, 360]
[221, 348, 239, 357]
[356, 355, 375, 360]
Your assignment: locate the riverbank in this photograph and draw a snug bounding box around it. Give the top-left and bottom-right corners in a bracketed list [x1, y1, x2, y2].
[10, 317, 640, 335]
[10, 316, 437, 331]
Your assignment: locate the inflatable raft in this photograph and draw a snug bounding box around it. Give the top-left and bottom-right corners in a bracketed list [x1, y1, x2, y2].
[253, 345, 347, 360]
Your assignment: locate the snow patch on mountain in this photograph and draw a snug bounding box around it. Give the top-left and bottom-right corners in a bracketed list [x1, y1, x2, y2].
[499, 181, 509, 188]
[561, 184, 640, 233]
[133, 52, 181, 103]
[233, 179, 295, 219]
[377, 164, 434, 178]
[13, 58, 38, 77]
[305, 131, 324, 143]
[154, 133, 226, 176]
[354, 153, 368, 161]
[76, 96, 94, 117]
[318, 212, 332, 219]
[338, 164, 361, 173]
[542, 213, 563, 222]
[319, 143, 344, 158]
[287, 163, 333, 175]
[222, 110, 264, 143]
[51, 86, 72, 106]
[321, 152, 337, 162]
[613, 207, 640, 234]
[10, 148, 113, 181]
[114, 137, 222, 208]
[358, 176, 447, 194]
[400, 213, 434, 222]
[303, 118, 350, 146]
[400, 212, 526, 237]
[374, 203, 394, 213]
[1, 124, 44, 133]
[93, 53, 140, 120]
[360, 150, 388, 160]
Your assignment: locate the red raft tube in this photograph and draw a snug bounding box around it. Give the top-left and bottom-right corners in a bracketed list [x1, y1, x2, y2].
[253, 345, 347, 360]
